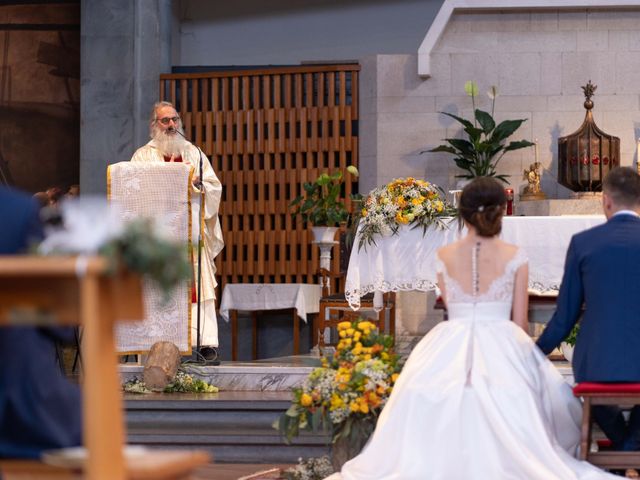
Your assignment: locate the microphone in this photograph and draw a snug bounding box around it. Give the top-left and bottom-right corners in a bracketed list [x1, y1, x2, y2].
[170, 127, 208, 362]
[172, 129, 203, 189]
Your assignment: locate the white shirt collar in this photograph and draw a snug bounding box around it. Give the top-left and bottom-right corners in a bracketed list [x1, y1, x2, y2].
[612, 210, 640, 218]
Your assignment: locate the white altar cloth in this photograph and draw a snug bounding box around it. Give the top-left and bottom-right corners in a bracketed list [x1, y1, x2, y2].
[345, 215, 605, 309]
[219, 283, 322, 322]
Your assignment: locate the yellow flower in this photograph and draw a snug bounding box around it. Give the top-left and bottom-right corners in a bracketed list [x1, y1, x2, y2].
[361, 208, 368, 217]
[395, 212, 409, 224]
[300, 393, 313, 407]
[358, 321, 375, 331]
[346, 328, 355, 336]
[350, 401, 360, 412]
[391, 373, 400, 383]
[330, 393, 344, 410]
[338, 321, 351, 330]
[411, 198, 422, 206]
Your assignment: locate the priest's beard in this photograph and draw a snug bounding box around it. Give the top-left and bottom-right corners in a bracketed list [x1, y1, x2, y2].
[151, 124, 188, 157]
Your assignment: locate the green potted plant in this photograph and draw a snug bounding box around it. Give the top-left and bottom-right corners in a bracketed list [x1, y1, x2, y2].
[429, 81, 534, 183]
[290, 165, 360, 243]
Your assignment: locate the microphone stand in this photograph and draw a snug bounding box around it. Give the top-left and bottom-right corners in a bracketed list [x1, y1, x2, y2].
[173, 129, 206, 362]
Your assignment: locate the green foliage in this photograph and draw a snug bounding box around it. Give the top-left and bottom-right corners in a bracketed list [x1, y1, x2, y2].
[290, 166, 359, 227]
[564, 322, 580, 347]
[99, 218, 192, 300]
[122, 371, 218, 394]
[429, 81, 534, 183]
[163, 371, 218, 393]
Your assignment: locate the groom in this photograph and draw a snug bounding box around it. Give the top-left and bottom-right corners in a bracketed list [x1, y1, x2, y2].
[537, 167, 640, 452]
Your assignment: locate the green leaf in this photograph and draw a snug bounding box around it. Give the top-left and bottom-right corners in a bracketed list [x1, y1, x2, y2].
[490, 119, 527, 144]
[311, 409, 323, 432]
[502, 139, 535, 152]
[475, 109, 495, 134]
[285, 404, 300, 417]
[428, 145, 458, 154]
[439, 111, 474, 131]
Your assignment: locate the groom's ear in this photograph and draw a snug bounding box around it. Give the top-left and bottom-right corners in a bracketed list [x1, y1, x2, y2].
[602, 192, 613, 217]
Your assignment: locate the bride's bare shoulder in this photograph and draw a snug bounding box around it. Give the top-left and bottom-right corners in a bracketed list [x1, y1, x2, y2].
[437, 242, 461, 262]
[496, 240, 519, 257]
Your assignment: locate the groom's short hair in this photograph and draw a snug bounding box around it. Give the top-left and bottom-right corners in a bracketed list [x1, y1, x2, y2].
[603, 167, 640, 208]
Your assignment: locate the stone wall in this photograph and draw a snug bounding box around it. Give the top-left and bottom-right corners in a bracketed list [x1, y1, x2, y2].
[361, 7, 640, 339]
[360, 8, 640, 200]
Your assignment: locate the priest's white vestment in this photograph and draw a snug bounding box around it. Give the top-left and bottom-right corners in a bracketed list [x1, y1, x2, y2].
[131, 140, 224, 347]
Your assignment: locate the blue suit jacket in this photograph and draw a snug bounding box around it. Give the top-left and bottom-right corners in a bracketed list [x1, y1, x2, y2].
[0, 187, 42, 254]
[536, 213, 640, 383]
[0, 187, 82, 458]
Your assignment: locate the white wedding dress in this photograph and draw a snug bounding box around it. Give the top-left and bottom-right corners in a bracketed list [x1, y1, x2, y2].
[326, 249, 618, 480]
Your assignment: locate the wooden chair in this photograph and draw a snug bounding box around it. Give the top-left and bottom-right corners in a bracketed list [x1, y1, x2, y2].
[573, 382, 640, 470]
[313, 267, 395, 347]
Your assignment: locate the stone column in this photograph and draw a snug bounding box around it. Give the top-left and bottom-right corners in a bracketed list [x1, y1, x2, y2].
[80, 0, 172, 194]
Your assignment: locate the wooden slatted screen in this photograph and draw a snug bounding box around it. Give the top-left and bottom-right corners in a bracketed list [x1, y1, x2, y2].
[159, 64, 360, 298]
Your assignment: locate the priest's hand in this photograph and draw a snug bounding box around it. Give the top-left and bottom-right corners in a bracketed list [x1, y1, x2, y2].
[192, 175, 202, 190]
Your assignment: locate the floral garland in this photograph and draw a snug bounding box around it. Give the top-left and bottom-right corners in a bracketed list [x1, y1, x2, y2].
[276, 319, 401, 447]
[122, 371, 218, 394]
[357, 177, 455, 250]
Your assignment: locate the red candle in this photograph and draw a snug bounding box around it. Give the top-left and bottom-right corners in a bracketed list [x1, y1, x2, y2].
[505, 188, 514, 216]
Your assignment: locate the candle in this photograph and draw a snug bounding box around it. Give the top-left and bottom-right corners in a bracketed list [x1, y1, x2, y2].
[534, 138, 539, 165]
[505, 188, 514, 216]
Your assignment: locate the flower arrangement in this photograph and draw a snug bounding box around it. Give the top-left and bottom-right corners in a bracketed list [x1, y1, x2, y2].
[290, 165, 360, 227]
[429, 81, 534, 183]
[282, 456, 334, 480]
[276, 319, 402, 469]
[357, 177, 455, 250]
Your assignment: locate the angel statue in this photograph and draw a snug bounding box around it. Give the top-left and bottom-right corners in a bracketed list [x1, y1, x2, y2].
[521, 162, 546, 200]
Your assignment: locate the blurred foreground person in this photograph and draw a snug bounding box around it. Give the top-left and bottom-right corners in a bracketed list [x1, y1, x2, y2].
[0, 186, 82, 459]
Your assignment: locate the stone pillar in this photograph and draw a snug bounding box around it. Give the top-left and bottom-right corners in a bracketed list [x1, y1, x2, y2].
[80, 0, 172, 194]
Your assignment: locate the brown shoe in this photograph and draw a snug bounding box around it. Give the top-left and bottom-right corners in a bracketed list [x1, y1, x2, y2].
[625, 468, 639, 478]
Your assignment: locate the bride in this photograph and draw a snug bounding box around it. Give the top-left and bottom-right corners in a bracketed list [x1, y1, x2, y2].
[326, 177, 618, 479]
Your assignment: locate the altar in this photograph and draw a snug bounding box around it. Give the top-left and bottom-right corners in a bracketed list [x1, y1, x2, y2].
[345, 215, 606, 310]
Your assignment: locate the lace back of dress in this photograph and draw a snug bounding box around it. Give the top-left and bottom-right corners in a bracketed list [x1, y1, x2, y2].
[439, 247, 524, 305]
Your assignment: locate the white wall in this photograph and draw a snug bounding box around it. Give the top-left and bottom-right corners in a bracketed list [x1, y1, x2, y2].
[360, 8, 640, 199]
[175, 0, 443, 66]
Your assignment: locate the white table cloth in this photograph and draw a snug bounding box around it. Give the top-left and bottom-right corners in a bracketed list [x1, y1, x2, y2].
[345, 215, 606, 309]
[219, 283, 322, 322]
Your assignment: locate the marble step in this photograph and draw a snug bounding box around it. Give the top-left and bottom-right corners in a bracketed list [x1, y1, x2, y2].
[120, 354, 320, 391]
[125, 391, 331, 463]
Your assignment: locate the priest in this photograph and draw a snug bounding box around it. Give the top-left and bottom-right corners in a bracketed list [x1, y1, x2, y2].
[131, 101, 224, 361]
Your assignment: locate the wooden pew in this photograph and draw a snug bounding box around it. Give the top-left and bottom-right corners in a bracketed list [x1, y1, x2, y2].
[0, 256, 210, 480]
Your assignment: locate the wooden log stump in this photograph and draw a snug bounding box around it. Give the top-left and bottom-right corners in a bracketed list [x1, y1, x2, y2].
[143, 341, 181, 391]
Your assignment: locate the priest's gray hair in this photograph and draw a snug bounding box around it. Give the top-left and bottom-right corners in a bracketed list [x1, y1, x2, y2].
[150, 101, 178, 123]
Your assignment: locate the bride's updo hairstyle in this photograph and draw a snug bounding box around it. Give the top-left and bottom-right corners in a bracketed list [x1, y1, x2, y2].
[458, 177, 507, 237]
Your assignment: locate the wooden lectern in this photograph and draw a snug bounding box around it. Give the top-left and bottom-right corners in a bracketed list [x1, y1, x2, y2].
[0, 256, 209, 480]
